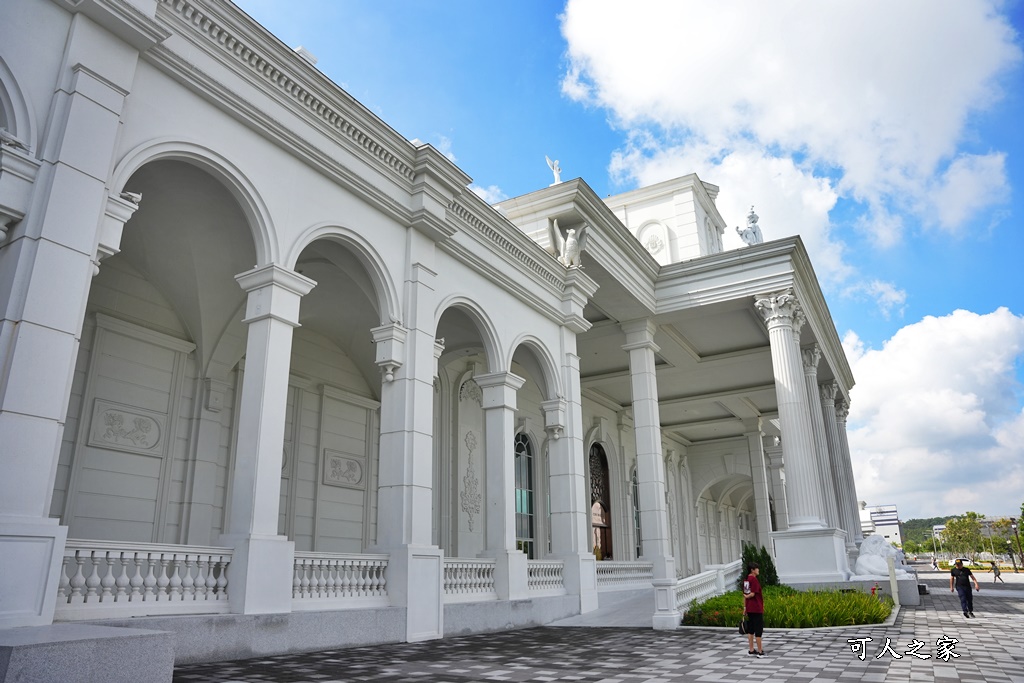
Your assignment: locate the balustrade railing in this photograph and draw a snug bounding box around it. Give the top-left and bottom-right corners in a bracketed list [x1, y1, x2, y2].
[526, 559, 565, 594]
[595, 561, 654, 591]
[674, 559, 745, 613]
[443, 558, 497, 602]
[55, 540, 231, 620]
[291, 552, 389, 610]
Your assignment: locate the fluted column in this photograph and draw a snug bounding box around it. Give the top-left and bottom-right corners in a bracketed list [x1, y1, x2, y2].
[755, 292, 826, 529]
[764, 438, 788, 531]
[620, 319, 678, 629]
[802, 345, 841, 530]
[743, 418, 773, 548]
[835, 399, 863, 545]
[821, 382, 857, 550]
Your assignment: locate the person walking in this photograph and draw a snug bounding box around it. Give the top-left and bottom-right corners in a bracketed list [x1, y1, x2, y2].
[743, 563, 765, 656]
[950, 559, 981, 617]
[991, 561, 1005, 584]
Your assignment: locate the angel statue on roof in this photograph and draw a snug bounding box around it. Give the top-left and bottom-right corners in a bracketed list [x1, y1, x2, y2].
[545, 155, 562, 185]
[550, 218, 587, 268]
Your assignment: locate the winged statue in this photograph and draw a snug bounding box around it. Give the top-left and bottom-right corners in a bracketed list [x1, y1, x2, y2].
[549, 218, 587, 268]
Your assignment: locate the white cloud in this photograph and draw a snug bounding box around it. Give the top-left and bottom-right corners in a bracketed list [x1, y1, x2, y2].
[842, 280, 908, 320]
[560, 0, 1020, 307]
[845, 308, 1024, 519]
[470, 184, 508, 204]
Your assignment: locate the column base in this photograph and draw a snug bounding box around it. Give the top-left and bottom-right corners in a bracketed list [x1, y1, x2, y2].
[556, 552, 598, 613]
[482, 549, 528, 601]
[651, 578, 681, 630]
[0, 517, 67, 628]
[771, 527, 850, 583]
[221, 534, 294, 615]
[387, 545, 443, 642]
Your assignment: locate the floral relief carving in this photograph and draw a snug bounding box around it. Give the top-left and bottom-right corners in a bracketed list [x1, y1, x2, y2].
[102, 411, 157, 448]
[459, 379, 482, 406]
[644, 234, 664, 254]
[89, 400, 165, 456]
[322, 450, 365, 489]
[460, 431, 482, 530]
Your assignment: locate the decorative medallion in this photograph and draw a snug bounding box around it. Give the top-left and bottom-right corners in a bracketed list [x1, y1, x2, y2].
[644, 234, 664, 255]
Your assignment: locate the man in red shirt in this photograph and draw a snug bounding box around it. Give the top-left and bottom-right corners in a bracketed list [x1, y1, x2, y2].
[743, 563, 765, 656]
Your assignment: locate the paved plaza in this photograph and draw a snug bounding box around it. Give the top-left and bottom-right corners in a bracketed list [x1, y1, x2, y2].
[174, 568, 1024, 682]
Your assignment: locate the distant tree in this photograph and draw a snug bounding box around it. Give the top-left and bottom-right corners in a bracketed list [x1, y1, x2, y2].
[943, 512, 984, 562]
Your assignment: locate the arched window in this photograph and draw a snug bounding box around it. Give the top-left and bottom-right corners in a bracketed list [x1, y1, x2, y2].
[514, 433, 534, 558]
[632, 467, 643, 559]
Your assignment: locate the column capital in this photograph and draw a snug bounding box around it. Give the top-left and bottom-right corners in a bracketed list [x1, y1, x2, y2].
[475, 371, 525, 409]
[754, 290, 802, 328]
[371, 323, 409, 383]
[820, 381, 839, 405]
[801, 344, 822, 372]
[835, 400, 850, 423]
[235, 264, 316, 327]
[620, 318, 660, 353]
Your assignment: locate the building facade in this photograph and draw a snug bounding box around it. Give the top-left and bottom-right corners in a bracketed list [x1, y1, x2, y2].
[0, 0, 861, 670]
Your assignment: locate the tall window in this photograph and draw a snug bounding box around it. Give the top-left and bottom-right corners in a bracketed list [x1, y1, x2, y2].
[632, 467, 643, 559]
[514, 433, 534, 558]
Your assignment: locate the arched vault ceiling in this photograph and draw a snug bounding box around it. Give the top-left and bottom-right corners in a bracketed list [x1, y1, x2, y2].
[121, 160, 257, 374]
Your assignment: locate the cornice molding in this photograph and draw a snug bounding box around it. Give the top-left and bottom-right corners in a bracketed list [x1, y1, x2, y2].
[156, 0, 417, 184]
[56, 0, 172, 50]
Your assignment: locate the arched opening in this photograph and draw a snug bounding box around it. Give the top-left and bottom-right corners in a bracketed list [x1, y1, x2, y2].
[55, 159, 258, 544]
[589, 444, 612, 560]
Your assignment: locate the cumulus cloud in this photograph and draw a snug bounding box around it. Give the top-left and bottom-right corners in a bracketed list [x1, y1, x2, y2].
[560, 0, 1020, 310]
[471, 184, 508, 204]
[844, 308, 1024, 518]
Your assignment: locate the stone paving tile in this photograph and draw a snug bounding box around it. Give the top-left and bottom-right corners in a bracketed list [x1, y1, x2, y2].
[175, 574, 1024, 683]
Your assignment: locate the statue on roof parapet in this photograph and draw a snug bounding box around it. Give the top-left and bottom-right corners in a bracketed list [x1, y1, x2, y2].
[545, 155, 562, 186]
[736, 206, 764, 246]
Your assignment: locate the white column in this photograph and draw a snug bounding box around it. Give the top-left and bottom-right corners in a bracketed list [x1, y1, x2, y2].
[835, 399, 863, 545]
[223, 264, 315, 615]
[620, 319, 678, 629]
[755, 293, 826, 529]
[802, 345, 841, 530]
[757, 291, 847, 583]
[764, 438, 789, 532]
[476, 371, 528, 600]
[743, 419, 773, 549]
[545, 339, 598, 611]
[374, 257, 444, 642]
[821, 382, 857, 553]
[0, 18, 148, 627]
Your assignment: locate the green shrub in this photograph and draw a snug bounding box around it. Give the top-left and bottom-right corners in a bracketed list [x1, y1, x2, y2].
[682, 586, 892, 628]
[737, 544, 780, 589]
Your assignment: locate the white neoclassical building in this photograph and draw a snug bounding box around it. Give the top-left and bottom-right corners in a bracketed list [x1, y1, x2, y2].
[0, 0, 862, 676]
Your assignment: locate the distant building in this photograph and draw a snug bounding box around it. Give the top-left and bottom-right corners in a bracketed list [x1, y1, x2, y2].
[861, 504, 902, 546]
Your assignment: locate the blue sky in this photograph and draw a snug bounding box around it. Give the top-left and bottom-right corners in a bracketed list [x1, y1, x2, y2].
[236, 0, 1024, 522]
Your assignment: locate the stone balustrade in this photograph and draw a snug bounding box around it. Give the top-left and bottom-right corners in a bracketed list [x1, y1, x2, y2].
[595, 560, 655, 590]
[55, 540, 231, 620]
[526, 559, 565, 595]
[674, 559, 744, 613]
[443, 558, 497, 602]
[291, 552, 389, 610]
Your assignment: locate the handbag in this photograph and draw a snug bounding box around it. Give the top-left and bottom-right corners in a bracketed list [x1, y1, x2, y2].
[738, 610, 748, 635]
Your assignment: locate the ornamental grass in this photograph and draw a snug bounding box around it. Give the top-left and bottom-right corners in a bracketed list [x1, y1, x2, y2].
[681, 585, 893, 629]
